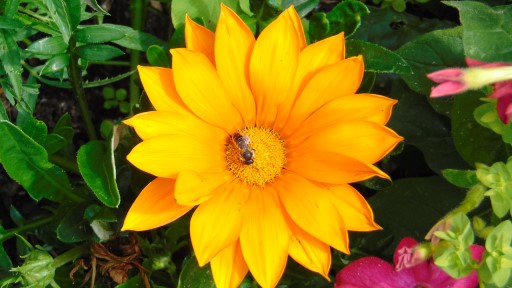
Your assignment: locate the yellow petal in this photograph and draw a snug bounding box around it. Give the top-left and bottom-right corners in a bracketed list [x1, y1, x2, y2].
[324, 184, 381, 232]
[282, 56, 364, 137]
[174, 170, 231, 206]
[240, 186, 289, 288]
[211, 240, 249, 288]
[121, 178, 193, 231]
[127, 135, 224, 178]
[291, 120, 403, 164]
[276, 172, 350, 254]
[288, 93, 397, 142]
[124, 111, 227, 142]
[171, 48, 243, 133]
[286, 150, 389, 184]
[137, 66, 189, 113]
[215, 4, 256, 126]
[286, 213, 331, 279]
[274, 32, 345, 131]
[249, 6, 301, 128]
[191, 182, 249, 266]
[185, 15, 215, 65]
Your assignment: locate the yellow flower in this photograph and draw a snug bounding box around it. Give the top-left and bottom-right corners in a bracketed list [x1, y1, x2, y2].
[122, 4, 403, 288]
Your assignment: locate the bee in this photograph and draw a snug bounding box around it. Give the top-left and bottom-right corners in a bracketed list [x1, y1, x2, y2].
[233, 133, 255, 165]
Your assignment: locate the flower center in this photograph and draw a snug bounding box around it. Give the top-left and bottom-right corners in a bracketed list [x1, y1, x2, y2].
[225, 127, 286, 186]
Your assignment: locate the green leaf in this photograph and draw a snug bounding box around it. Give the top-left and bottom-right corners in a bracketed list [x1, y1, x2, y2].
[441, 169, 478, 188]
[451, 92, 507, 166]
[76, 44, 124, 61]
[4, 0, 21, 17]
[171, 0, 241, 31]
[0, 29, 23, 100]
[178, 257, 215, 288]
[325, 0, 369, 37]
[44, 133, 67, 154]
[0, 16, 24, 29]
[352, 6, 454, 51]
[53, 113, 74, 144]
[364, 176, 466, 257]
[445, 1, 512, 63]
[83, 0, 110, 15]
[146, 45, 170, 68]
[77, 140, 120, 207]
[0, 120, 71, 202]
[308, 12, 329, 43]
[26, 36, 68, 55]
[388, 80, 469, 173]
[42, 0, 81, 43]
[0, 99, 7, 121]
[39, 53, 69, 76]
[346, 39, 411, 74]
[282, 0, 320, 17]
[105, 24, 166, 52]
[56, 206, 90, 243]
[15, 111, 48, 146]
[74, 25, 126, 44]
[396, 27, 465, 106]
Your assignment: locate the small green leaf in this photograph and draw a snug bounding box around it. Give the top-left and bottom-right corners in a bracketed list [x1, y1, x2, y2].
[102, 86, 115, 99]
[445, 1, 512, 63]
[115, 89, 127, 101]
[53, 113, 74, 143]
[26, 36, 67, 55]
[308, 12, 329, 43]
[178, 257, 215, 288]
[74, 25, 126, 44]
[5, 0, 21, 16]
[77, 140, 120, 207]
[442, 169, 478, 188]
[326, 0, 369, 37]
[0, 120, 71, 202]
[346, 39, 411, 74]
[83, 0, 110, 14]
[146, 45, 170, 68]
[76, 44, 124, 61]
[15, 111, 48, 147]
[44, 133, 67, 154]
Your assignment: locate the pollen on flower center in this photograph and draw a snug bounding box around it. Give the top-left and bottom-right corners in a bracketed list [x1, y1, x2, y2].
[225, 127, 286, 186]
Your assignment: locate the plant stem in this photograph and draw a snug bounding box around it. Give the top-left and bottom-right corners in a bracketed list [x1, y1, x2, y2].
[0, 216, 54, 243]
[53, 246, 88, 268]
[67, 37, 98, 140]
[129, 0, 146, 113]
[49, 154, 80, 175]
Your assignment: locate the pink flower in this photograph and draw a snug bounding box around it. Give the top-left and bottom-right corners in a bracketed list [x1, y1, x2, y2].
[427, 58, 512, 123]
[334, 237, 484, 288]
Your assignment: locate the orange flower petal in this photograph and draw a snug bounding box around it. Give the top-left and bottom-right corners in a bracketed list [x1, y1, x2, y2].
[137, 66, 189, 113]
[286, 213, 331, 279]
[211, 240, 249, 288]
[286, 150, 389, 184]
[127, 135, 224, 178]
[191, 182, 249, 266]
[215, 4, 256, 126]
[124, 111, 227, 142]
[288, 93, 397, 142]
[291, 120, 403, 164]
[121, 178, 193, 231]
[282, 56, 364, 137]
[185, 15, 215, 65]
[171, 48, 243, 132]
[277, 172, 350, 254]
[274, 32, 345, 130]
[249, 6, 301, 128]
[174, 170, 231, 206]
[324, 184, 381, 232]
[240, 186, 289, 288]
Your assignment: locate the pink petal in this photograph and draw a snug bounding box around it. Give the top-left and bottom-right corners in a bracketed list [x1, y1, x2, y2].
[427, 68, 464, 83]
[430, 81, 467, 97]
[335, 257, 402, 288]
